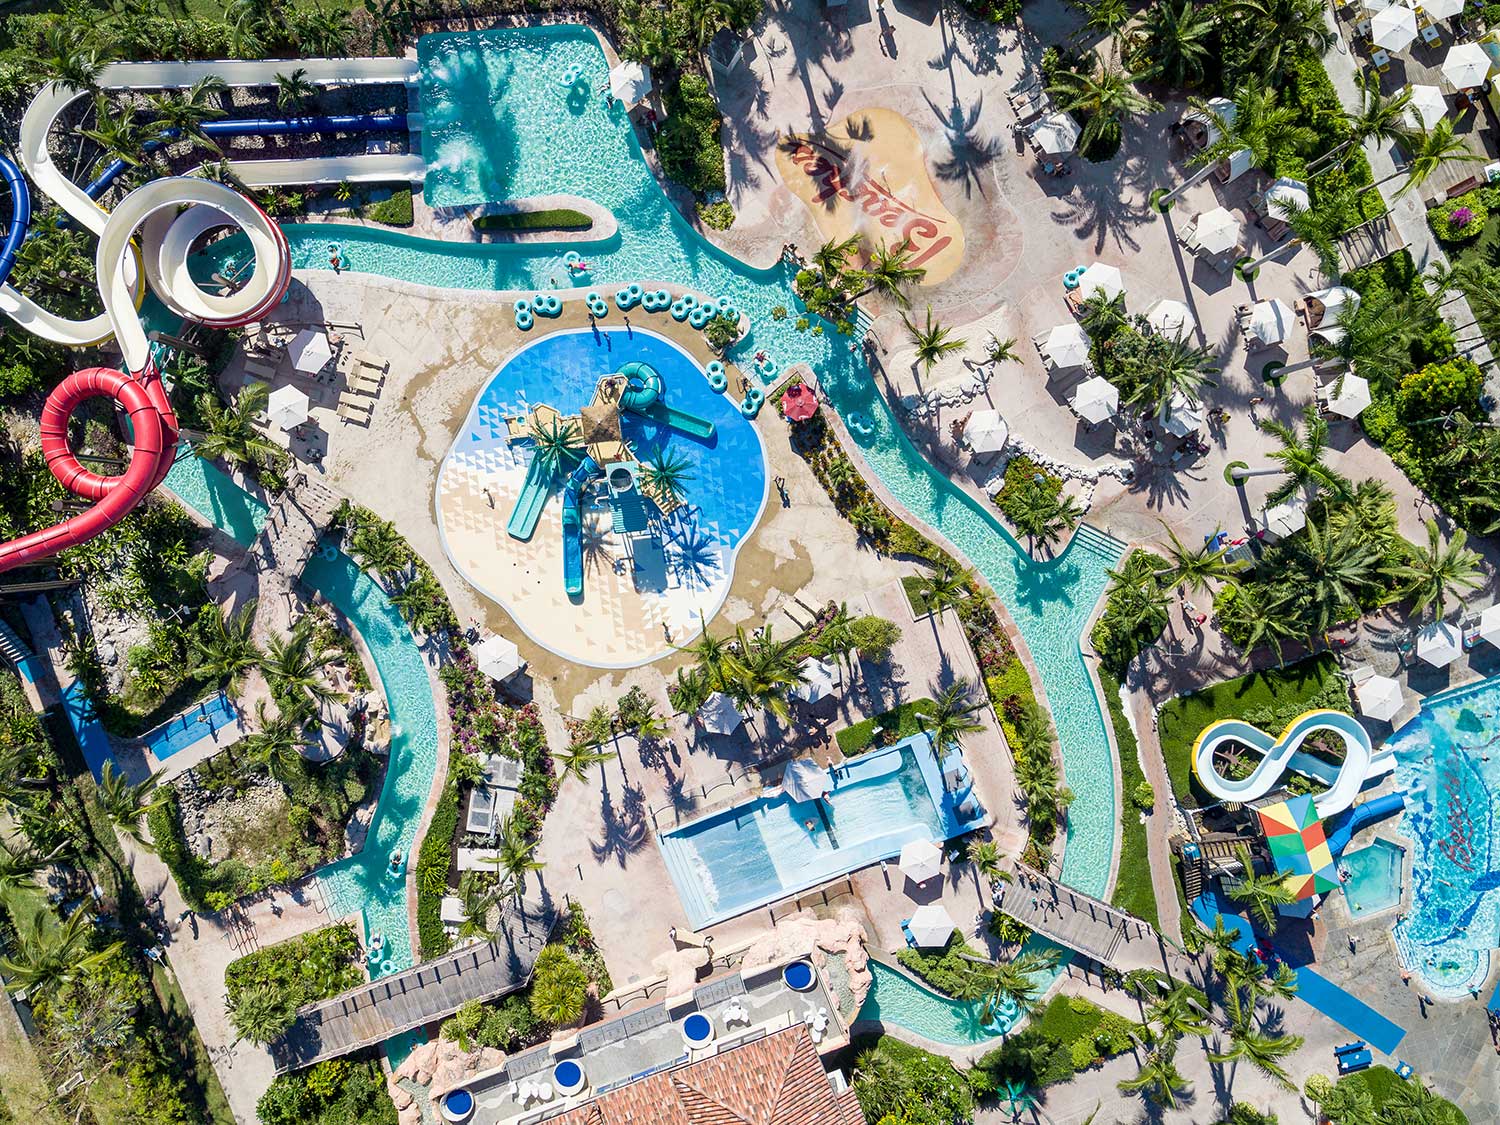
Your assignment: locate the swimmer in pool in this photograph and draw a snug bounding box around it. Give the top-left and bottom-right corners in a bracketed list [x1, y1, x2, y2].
[803, 819, 816, 832]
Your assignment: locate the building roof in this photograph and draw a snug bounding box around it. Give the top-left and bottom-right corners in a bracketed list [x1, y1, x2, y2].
[546, 1024, 865, 1125]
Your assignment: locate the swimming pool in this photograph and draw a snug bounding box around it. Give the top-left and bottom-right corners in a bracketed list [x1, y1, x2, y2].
[1388, 672, 1500, 996]
[140, 691, 238, 760]
[659, 735, 984, 927]
[860, 960, 1016, 1044]
[1341, 837, 1404, 916]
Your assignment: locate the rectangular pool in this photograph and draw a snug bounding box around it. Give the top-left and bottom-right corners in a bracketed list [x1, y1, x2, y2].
[659, 735, 982, 927]
[1341, 837, 1404, 916]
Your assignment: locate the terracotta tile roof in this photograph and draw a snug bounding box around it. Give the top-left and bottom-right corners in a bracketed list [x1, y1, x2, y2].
[546, 1025, 865, 1125]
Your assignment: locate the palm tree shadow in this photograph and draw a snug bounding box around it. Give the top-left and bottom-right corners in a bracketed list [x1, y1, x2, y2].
[589, 780, 649, 867]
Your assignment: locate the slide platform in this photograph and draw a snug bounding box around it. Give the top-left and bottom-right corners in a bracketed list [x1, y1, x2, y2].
[506, 457, 553, 542]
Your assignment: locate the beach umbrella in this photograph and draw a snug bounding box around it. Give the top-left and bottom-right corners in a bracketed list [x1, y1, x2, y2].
[1261, 494, 1308, 538]
[1362, 0, 1394, 10]
[1356, 675, 1405, 722]
[1144, 298, 1197, 340]
[287, 328, 333, 374]
[1417, 620, 1463, 667]
[1195, 206, 1244, 256]
[1443, 43, 1493, 90]
[782, 382, 818, 422]
[1265, 177, 1311, 215]
[1158, 390, 1204, 438]
[1071, 376, 1119, 424]
[1405, 84, 1448, 131]
[608, 60, 653, 108]
[964, 409, 1010, 454]
[696, 691, 745, 735]
[1372, 4, 1418, 51]
[792, 656, 840, 703]
[907, 903, 957, 948]
[472, 634, 523, 681]
[782, 758, 833, 802]
[1031, 112, 1080, 155]
[1246, 298, 1295, 346]
[1479, 604, 1500, 648]
[1075, 262, 1124, 302]
[267, 384, 309, 431]
[899, 839, 942, 883]
[1416, 0, 1464, 19]
[1257, 795, 1340, 900]
[1326, 374, 1372, 418]
[1042, 323, 1091, 369]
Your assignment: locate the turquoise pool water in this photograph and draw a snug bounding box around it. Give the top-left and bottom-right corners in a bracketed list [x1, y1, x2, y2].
[163, 455, 440, 975]
[1341, 838, 1404, 916]
[1389, 673, 1500, 997]
[861, 957, 1041, 1044]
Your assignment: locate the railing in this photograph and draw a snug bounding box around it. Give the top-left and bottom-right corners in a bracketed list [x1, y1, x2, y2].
[768, 877, 855, 925]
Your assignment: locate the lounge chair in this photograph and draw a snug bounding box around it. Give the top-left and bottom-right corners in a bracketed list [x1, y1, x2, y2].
[337, 396, 373, 426]
[900, 919, 917, 948]
[354, 350, 389, 373]
[349, 370, 383, 395]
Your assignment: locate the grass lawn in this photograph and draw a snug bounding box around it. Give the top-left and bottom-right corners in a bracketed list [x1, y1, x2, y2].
[0, 983, 67, 1125]
[1338, 1066, 1467, 1124]
[474, 208, 592, 232]
[835, 699, 936, 756]
[1099, 670, 1159, 931]
[901, 576, 934, 616]
[150, 964, 235, 1125]
[1156, 653, 1349, 808]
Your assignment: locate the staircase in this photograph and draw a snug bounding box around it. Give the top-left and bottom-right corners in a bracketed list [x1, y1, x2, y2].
[1069, 523, 1127, 567]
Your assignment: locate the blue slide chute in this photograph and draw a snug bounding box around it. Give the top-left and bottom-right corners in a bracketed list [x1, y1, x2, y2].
[561, 456, 599, 598]
[0, 153, 33, 292]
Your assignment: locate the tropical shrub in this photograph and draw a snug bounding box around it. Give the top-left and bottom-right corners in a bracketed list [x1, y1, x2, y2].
[657, 74, 727, 193]
[853, 1037, 974, 1125]
[225, 923, 364, 1043]
[415, 779, 461, 957]
[258, 1059, 395, 1125]
[1394, 357, 1485, 421]
[367, 188, 414, 227]
[696, 199, 735, 229]
[896, 931, 980, 996]
[530, 946, 590, 1027]
[1428, 187, 1492, 243]
[1090, 550, 1170, 677]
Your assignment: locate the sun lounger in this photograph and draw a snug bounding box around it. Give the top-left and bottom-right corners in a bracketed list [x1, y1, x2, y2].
[349, 370, 383, 395]
[354, 351, 389, 373]
[337, 395, 373, 425]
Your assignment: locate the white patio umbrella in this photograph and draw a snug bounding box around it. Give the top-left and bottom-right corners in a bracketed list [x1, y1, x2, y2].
[1479, 604, 1500, 647]
[608, 60, 653, 108]
[1261, 494, 1308, 538]
[266, 383, 309, 431]
[964, 409, 1010, 454]
[1418, 620, 1463, 667]
[1195, 206, 1244, 256]
[782, 758, 833, 802]
[472, 634, 523, 681]
[1443, 43, 1494, 90]
[1031, 112, 1081, 155]
[1246, 298, 1295, 345]
[1405, 84, 1448, 131]
[792, 656, 840, 703]
[1265, 177, 1311, 214]
[287, 328, 333, 374]
[1075, 262, 1125, 302]
[898, 839, 942, 884]
[1042, 323, 1091, 369]
[907, 903, 957, 948]
[696, 691, 745, 735]
[1416, 0, 1464, 19]
[1144, 298, 1197, 340]
[1071, 376, 1120, 424]
[1158, 391, 1204, 438]
[1362, 0, 1394, 10]
[1326, 374, 1372, 418]
[1356, 675, 1405, 722]
[1372, 4, 1418, 51]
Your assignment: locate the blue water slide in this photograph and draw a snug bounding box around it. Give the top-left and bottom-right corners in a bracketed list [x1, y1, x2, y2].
[560, 456, 598, 597]
[1325, 792, 1406, 856]
[82, 113, 411, 197]
[506, 455, 554, 542]
[615, 360, 716, 441]
[0, 153, 32, 291]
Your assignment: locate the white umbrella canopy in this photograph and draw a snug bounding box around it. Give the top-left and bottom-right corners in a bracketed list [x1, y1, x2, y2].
[782, 758, 833, 802]
[1363, 0, 1394, 10]
[1158, 391, 1205, 438]
[696, 691, 745, 734]
[1406, 84, 1448, 131]
[907, 903, 957, 948]
[1417, 620, 1463, 667]
[1144, 298, 1197, 340]
[1075, 262, 1125, 302]
[1072, 376, 1120, 424]
[472, 634, 523, 681]
[1042, 323, 1091, 369]
[1417, 0, 1464, 18]
[898, 839, 943, 883]
[1326, 374, 1372, 418]
[1265, 177, 1311, 215]
[267, 383, 309, 431]
[1443, 43, 1494, 90]
[1372, 4, 1418, 51]
[1356, 675, 1405, 722]
[1261, 494, 1309, 538]
[964, 409, 1010, 454]
[792, 656, 840, 703]
[1031, 112, 1081, 155]
[1246, 298, 1296, 345]
[287, 328, 334, 374]
[1479, 604, 1500, 647]
[1195, 206, 1244, 256]
[608, 60, 653, 107]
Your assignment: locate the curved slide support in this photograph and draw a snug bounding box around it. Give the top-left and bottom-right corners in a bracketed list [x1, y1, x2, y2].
[1192, 709, 1385, 819]
[615, 360, 717, 441]
[560, 456, 599, 597]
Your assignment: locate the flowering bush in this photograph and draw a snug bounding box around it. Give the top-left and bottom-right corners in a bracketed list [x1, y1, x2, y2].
[1427, 190, 1489, 242]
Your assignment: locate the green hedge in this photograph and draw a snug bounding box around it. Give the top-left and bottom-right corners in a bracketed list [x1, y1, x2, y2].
[657, 73, 727, 193]
[415, 779, 460, 958]
[835, 698, 936, 756]
[1099, 669, 1159, 931]
[366, 188, 413, 227]
[971, 995, 1137, 1095]
[474, 207, 592, 232]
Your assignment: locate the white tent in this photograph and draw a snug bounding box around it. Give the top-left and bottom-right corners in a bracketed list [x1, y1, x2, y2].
[1265, 177, 1311, 216]
[1417, 620, 1463, 667]
[1075, 262, 1124, 302]
[1326, 374, 1372, 418]
[792, 656, 840, 704]
[1187, 98, 1253, 182]
[1071, 376, 1119, 424]
[1372, 4, 1418, 51]
[1158, 391, 1204, 438]
[696, 691, 745, 735]
[1443, 43, 1493, 90]
[1479, 604, 1500, 648]
[1144, 298, 1197, 340]
[1195, 207, 1244, 256]
[1246, 298, 1295, 346]
[1355, 675, 1405, 722]
[1031, 112, 1081, 155]
[1041, 323, 1091, 369]
[898, 839, 942, 883]
[782, 758, 833, 803]
[608, 60, 653, 108]
[287, 328, 334, 374]
[267, 384, 309, 431]
[964, 409, 1010, 454]
[1261, 494, 1308, 538]
[907, 903, 957, 948]
[472, 634, 523, 681]
[1405, 84, 1448, 131]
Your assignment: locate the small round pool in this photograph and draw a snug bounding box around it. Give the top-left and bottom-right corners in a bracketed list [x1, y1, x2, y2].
[681, 1012, 714, 1046]
[552, 1058, 585, 1095]
[782, 960, 815, 992]
[440, 1087, 474, 1122]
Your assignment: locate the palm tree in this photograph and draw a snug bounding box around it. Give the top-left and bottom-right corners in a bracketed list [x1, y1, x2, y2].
[531, 416, 584, 476]
[850, 238, 926, 307]
[1309, 75, 1415, 174]
[96, 761, 161, 851]
[1077, 0, 1131, 41]
[1222, 0, 1333, 83]
[260, 621, 340, 718]
[1, 907, 122, 1004]
[962, 948, 1061, 1018]
[1230, 405, 1352, 503]
[1234, 198, 1344, 280]
[921, 679, 986, 760]
[229, 983, 293, 1045]
[1363, 117, 1485, 200]
[389, 569, 445, 632]
[80, 95, 166, 169]
[1154, 525, 1244, 593]
[1117, 1038, 1190, 1107]
[348, 514, 408, 577]
[31, 23, 109, 92]
[724, 625, 804, 722]
[1145, 983, 1210, 1042]
[966, 839, 1006, 886]
[190, 600, 261, 689]
[1225, 845, 1297, 932]
[146, 75, 228, 155]
[1224, 582, 1302, 658]
[1290, 518, 1382, 635]
[1050, 53, 1162, 152]
[902, 306, 967, 374]
[1135, 0, 1214, 88]
[1209, 1021, 1304, 1090]
[811, 234, 861, 281]
[640, 448, 695, 508]
[0, 838, 62, 894]
[982, 333, 1021, 367]
[246, 705, 310, 783]
[1273, 296, 1429, 390]
[1385, 518, 1483, 620]
[1009, 485, 1083, 555]
[554, 742, 617, 787]
[914, 565, 972, 620]
[1125, 336, 1218, 417]
[486, 812, 544, 899]
[193, 383, 282, 470]
[1158, 81, 1316, 211]
[274, 67, 317, 113]
[456, 873, 499, 940]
